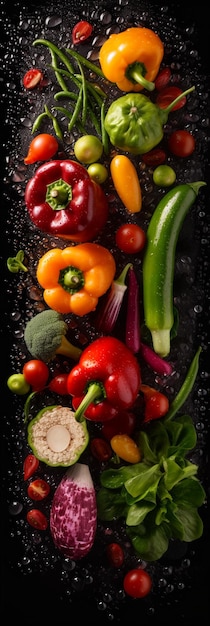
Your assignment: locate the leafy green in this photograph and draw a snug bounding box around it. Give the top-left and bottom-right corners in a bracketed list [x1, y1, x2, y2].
[97, 413, 206, 561]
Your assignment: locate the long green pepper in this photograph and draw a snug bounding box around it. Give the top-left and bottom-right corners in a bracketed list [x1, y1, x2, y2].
[142, 181, 206, 357]
[164, 346, 202, 421]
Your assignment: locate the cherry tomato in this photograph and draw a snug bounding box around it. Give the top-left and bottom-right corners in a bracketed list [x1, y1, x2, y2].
[141, 384, 169, 422]
[74, 134, 103, 164]
[27, 479, 50, 501]
[168, 129, 196, 157]
[22, 360, 49, 391]
[48, 373, 69, 395]
[23, 68, 43, 89]
[7, 373, 30, 395]
[142, 148, 166, 167]
[115, 224, 146, 254]
[72, 21, 93, 44]
[87, 163, 108, 184]
[106, 543, 124, 568]
[110, 434, 141, 464]
[155, 67, 171, 91]
[123, 568, 152, 598]
[26, 509, 48, 530]
[24, 133, 59, 164]
[156, 86, 187, 111]
[23, 454, 39, 481]
[90, 437, 112, 462]
[153, 164, 176, 187]
[101, 411, 136, 440]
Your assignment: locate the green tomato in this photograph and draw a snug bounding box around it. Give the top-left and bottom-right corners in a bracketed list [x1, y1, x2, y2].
[7, 373, 30, 395]
[87, 163, 108, 184]
[153, 164, 176, 187]
[74, 135, 103, 164]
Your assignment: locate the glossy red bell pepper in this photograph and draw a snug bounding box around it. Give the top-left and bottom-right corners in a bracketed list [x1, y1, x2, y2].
[25, 159, 109, 242]
[67, 336, 141, 422]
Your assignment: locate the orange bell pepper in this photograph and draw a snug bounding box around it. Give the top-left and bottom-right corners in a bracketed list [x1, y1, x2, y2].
[99, 27, 164, 93]
[36, 243, 116, 316]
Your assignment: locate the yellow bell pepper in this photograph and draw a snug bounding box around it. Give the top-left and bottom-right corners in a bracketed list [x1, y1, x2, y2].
[36, 243, 116, 315]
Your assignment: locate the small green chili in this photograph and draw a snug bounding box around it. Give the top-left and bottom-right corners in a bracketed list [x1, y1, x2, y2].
[164, 346, 202, 421]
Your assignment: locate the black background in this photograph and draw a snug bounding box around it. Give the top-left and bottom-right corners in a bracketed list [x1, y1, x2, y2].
[1, 1, 209, 624]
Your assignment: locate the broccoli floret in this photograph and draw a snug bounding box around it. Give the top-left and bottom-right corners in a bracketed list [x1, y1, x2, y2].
[24, 310, 82, 363]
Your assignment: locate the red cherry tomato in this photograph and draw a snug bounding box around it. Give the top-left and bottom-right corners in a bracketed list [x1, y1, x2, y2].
[156, 86, 187, 111]
[90, 437, 112, 462]
[141, 384, 169, 422]
[23, 454, 39, 481]
[22, 360, 49, 391]
[23, 68, 43, 89]
[155, 67, 171, 91]
[123, 568, 152, 598]
[72, 21, 93, 44]
[168, 129, 196, 157]
[24, 133, 59, 164]
[115, 224, 146, 254]
[48, 373, 69, 395]
[27, 479, 50, 501]
[142, 148, 166, 167]
[106, 543, 124, 568]
[101, 411, 136, 440]
[26, 509, 48, 530]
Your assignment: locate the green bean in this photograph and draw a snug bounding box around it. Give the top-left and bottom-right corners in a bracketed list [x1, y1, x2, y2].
[164, 346, 202, 421]
[54, 90, 78, 102]
[68, 86, 83, 132]
[65, 47, 105, 78]
[32, 111, 48, 133]
[53, 105, 76, 121]
[33, 38, 74, 74]
[50, 49, 68, 91]
[76, 59, 87, 126]
[87, 105, 101, 137]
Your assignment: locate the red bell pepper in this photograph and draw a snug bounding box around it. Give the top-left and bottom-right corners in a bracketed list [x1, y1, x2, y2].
[67, 336, 141, 422]
[25, 159, 109, 242]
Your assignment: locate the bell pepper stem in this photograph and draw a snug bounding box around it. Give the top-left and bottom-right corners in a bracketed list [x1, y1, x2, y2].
[74, 382, 105, 422]
[164, 86, 195, 114]
[126, 61, 155, 91]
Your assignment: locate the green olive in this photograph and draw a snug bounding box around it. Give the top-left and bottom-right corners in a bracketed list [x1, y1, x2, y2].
[87, 163, 108, 184]
[7, 373, 30, 395]
[153, 164, 176, 187]
[74, 135, 103, 164]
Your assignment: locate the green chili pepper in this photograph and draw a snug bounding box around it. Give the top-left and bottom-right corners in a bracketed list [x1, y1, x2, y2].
[164, 346, 202, 421]
[142, 181, 206, 357]
[104, 86, 195, 154]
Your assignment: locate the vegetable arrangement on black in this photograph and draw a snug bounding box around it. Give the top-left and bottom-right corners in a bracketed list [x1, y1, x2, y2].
[2, 1, 209, 622]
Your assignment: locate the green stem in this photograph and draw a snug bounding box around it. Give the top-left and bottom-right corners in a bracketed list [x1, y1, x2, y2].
[115, 263, 132, 286]
[164, 346, 202, 421]
[126, 61, 155, 91]
[74, 382, 105, 423]
[164, 86, 195, 115]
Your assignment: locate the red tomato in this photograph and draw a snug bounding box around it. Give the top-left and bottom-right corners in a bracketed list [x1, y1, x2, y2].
[123, 568, 152, 598]
[90, 437, 112, 462]
[141, 384, 169, 422]
[23, 454, 39, 481]
[22, 360, 49, 391]
[142, 148, 166, 167]
[24, 133, 59, 164]
[23, 68, 43, 89]
[155, 67, 171, 91]
[101, 411, 136, 440]
[72, 21, 93, 44]
[115, 224, 146, 254]
[156, 86, 187, 111]
[168, 129, 196, 157]
[48, 373, 69, 395]
[26, 509, 48, 530]
[106, 543, 124, 568]
[27, 479, 50, 501]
